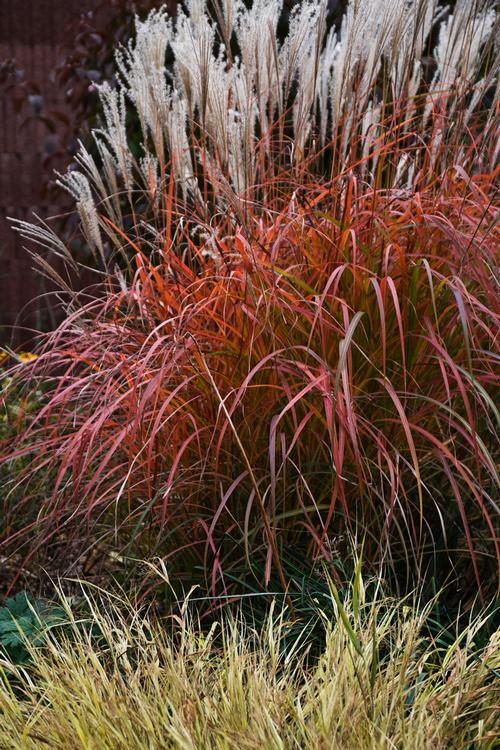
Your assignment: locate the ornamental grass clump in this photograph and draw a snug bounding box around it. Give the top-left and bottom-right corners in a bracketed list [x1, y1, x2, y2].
[2, 0, 499, 596]
[0, 580, 499, 749]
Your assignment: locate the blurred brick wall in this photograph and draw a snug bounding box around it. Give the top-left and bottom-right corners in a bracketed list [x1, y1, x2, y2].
[0, 0, 100, 345]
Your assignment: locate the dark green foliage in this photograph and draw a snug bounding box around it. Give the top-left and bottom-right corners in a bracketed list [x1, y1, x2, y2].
[0, 592, 66, 665]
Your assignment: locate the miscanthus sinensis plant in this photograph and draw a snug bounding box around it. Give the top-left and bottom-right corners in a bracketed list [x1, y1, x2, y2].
[12, 0, 499, 270]
[3, 0, 499, 598]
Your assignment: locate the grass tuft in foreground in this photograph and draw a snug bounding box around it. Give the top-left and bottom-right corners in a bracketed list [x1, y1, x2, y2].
[1, 580, 499, 749]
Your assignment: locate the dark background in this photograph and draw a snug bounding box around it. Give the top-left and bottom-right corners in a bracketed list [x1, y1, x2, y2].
[0, 0, 101, 346]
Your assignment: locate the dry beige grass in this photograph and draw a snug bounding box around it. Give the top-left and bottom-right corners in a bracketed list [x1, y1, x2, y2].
[1, 582, 499, 749]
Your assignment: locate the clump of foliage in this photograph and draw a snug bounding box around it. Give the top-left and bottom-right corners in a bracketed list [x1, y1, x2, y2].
[0, 591, 65, 666]
[4, 168, 499, 599]
[2, 0, 499, 600]
[0, 580, 499, 749]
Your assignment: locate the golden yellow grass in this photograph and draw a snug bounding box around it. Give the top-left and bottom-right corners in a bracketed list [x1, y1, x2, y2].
[0, 582, 499, 750]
